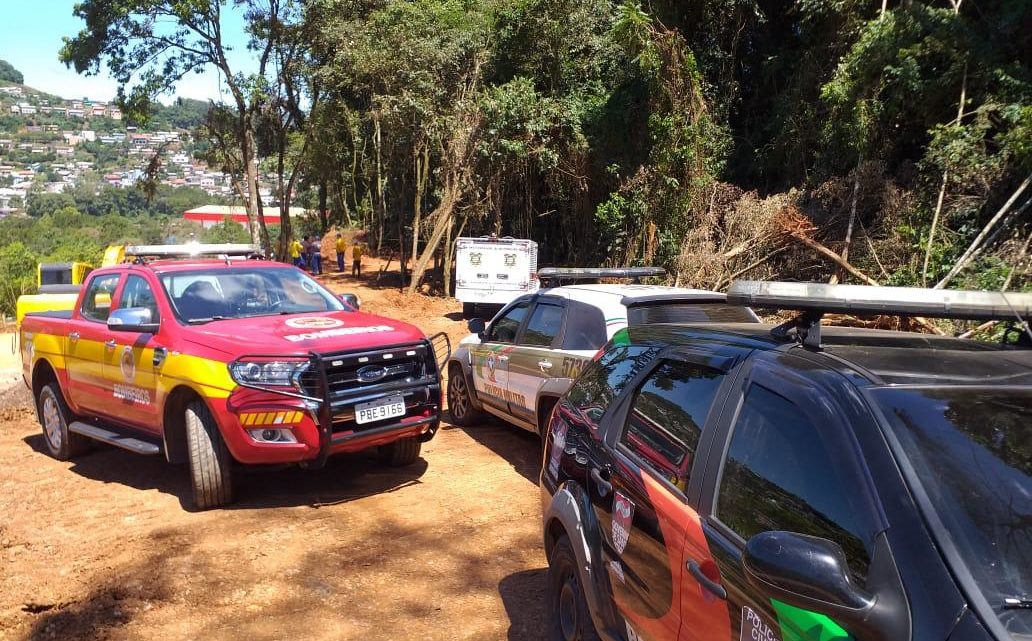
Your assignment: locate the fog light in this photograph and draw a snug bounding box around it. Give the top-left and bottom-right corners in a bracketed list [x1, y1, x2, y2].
[247, 428, 297, 443]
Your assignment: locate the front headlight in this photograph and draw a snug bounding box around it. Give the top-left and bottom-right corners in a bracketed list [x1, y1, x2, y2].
[230, 360, 310, 388]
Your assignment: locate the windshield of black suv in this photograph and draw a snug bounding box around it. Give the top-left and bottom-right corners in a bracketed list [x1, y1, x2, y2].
[160, 267, 346, 324]
[872, 387, 1031, 636]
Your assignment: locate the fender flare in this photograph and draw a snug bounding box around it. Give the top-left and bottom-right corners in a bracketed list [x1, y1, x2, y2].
[543, 481, 623, 641]
[447, 346, 484, 412]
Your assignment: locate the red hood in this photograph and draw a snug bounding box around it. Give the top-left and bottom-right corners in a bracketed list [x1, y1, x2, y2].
[180, 310, 426, 358]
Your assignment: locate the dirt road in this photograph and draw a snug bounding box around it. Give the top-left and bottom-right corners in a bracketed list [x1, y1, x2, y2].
[0, 263, 549, 641]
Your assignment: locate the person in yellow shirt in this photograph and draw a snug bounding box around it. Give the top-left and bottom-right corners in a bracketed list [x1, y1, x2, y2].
[289, 238, 304, 269]
[335, 233, 347, 272]
[352, 240, 365, 277]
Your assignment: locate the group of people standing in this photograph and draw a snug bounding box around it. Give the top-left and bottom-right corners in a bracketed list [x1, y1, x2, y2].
[289, 233, 365, 277]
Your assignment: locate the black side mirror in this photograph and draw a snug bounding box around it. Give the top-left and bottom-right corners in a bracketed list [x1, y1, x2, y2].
[467, 318, 486, 335]
[339, 293, 360, 310]
[743, 531, 905, 641]
[107, 307, 159, 334]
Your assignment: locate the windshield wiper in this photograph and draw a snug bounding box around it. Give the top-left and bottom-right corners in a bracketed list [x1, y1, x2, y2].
[1002, 597, 1032, 610]
[187, 315, 230, 325]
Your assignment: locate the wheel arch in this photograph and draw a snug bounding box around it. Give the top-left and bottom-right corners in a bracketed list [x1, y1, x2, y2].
[163, 385, 208, 464]
[447, 356, 483, 411]
[31, 358, 59, 398]
[536, 394, 560, 437]
[543, 481, 621, 639]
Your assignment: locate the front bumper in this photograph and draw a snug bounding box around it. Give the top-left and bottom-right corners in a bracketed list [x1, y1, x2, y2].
[219, 338, 448, 466]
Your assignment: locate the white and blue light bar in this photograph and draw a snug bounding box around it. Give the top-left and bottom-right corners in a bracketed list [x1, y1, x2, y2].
[727, 281, 1032, 321]
[538, 267, 666, 280]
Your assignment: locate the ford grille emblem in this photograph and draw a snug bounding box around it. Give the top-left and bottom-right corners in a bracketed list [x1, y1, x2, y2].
[357, 365, 388, 383]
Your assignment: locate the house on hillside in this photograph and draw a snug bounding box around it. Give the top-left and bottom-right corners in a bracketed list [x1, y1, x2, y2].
[0, 86, 23, 96]
[9, 104, 20, 114]
[108, 108, 122, 120]
[18, 103, 36, 115]
[51, 106, 66, 116]
[67, 108, 84, 118]
[91, 105, 107, 117]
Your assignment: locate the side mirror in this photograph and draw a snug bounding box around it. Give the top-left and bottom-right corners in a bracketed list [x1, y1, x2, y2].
[467, 318, 486, 335]
[107, 307, 159, 334]
[339, 293, 360, 310]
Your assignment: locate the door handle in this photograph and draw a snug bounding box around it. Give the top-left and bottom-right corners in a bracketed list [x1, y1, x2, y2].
[538, 360, 553, 371]
[68, 332, 80, 341]
[105, 340, 117, 350]
[590, 467, 612, 497]
[687, 560, 727, 600]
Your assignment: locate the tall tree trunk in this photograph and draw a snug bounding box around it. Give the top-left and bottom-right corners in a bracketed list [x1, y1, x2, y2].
[410, 143, 428, 290]
[830, 168, 861, 285]
[318, 180, 328, 232]
[922, 62, 966, 285]
[243, 125, 270, 253]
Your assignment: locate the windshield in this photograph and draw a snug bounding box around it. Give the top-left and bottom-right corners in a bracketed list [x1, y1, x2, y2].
[160, 267, 346, 324]
[872, 387, 1031, 635]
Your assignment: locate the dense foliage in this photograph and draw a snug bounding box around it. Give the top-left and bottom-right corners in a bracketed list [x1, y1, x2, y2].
[0, 59, 23, 85]
[50, 0, 1032, 299]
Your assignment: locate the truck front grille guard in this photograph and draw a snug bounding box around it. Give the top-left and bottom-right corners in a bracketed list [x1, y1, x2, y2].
[229, 333, 450, 469]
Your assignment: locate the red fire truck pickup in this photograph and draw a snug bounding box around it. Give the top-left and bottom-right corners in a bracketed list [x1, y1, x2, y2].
[20, 244, 448, 509]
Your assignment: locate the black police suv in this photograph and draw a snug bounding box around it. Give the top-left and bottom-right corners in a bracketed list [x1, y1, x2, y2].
[540, 282, 1032, 641]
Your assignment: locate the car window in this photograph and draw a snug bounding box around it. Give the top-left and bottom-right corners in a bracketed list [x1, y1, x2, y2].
[561, 300, 607, 350]
[522, 303, 564, 347]
[566, 345, 658, 425]
[717, 384, 872, 584]
[487, 302, 530, 343]
[80, 273, 121, 323]
[620, 360, 725, 492]
[117, 275, 160, 323]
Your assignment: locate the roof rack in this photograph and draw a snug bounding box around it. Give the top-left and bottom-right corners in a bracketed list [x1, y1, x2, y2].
[726, 280, 1032, 349]
[124, 243, 263, 261]
[539, 267, 666, 285]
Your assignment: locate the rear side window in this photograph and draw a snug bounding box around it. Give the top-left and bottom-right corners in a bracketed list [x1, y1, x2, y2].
[81, 274, 121, 323]
[522, 303, 564, 347]
[561, 300, 607, 350]
[620, 360, 725, 491]
[628, 303, 756, 325]
[717, 385, 872, 583]
[566, 346, 657, 424]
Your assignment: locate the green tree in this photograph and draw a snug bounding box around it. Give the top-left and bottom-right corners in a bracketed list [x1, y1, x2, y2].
[0, 59, 24, 84]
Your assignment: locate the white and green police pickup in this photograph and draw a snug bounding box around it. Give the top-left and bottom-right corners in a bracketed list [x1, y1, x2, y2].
[445, 281, 758, 435]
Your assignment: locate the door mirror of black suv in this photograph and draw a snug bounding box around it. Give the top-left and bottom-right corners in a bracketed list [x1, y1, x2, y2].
[743, 531, 881, 639]
[467, 318, 486, 336]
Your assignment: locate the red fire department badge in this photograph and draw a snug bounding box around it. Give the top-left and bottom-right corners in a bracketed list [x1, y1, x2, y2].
[612, 491, 634, 554]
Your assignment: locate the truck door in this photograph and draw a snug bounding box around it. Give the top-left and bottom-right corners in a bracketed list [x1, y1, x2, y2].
[693, 358, 882, 641]
[64, 273, 121, 415]
[505, 299, 566, 428]
[589, 355, 736, 641]
[102, 274, 163, 431]
[470, 300, 530, 412]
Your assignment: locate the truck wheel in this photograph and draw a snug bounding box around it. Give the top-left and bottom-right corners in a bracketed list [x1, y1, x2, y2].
[37, 383, 89, 460]
[378, 436, 421, 467]
[447, 364, 481, 426]
[185, 401, 234, 509]
[546, 536, 601, 641]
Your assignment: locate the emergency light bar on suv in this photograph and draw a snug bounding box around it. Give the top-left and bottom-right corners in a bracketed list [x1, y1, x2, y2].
[538, 267, 665, 285]
[727, 280, 1032, 348]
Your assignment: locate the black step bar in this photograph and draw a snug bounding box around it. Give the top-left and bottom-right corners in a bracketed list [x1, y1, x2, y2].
[69, 421, 162, 455]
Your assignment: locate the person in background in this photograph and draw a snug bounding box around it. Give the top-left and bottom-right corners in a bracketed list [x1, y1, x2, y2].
[352, 238, 365, 277]
[335, 233, 347, 272]
[289, 236, 305, 269]
[312, 236, 323, 275]
[301, 236, 312, 271]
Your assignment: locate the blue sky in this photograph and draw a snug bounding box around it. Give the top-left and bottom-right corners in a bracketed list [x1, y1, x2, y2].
[0, 1, 254, 104]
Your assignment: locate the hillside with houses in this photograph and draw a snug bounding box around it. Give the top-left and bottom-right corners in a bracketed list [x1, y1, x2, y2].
[0, 78, 236, 216]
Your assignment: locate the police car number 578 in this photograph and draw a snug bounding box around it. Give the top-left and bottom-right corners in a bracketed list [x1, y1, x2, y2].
[356, 395, 406, 424]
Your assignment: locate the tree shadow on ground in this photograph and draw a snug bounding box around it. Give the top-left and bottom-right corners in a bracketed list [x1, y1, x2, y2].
[23, 433, 428, 511]
[499, 568, 548, 640]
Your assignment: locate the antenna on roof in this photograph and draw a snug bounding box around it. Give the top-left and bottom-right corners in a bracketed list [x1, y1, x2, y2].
[726, 280, 1032, 349]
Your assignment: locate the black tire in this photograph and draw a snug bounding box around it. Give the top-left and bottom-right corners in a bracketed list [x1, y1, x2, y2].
[37, 382, 90, 460]
[538, 397, 559, 439]
[462, 302, 476, 319]
[546, 536, 602, 641]
[447, 364, 482, 426]
[378, 436, 421, 466]
[185, 400, 234, 509]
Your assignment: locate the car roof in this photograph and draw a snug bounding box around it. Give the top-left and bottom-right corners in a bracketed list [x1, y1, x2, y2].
[90, 259, 295, 274]
[618, 323, 1032, 386]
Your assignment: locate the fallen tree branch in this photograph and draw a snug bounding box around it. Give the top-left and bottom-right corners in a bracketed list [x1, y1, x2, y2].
[716, 246, 787, 291]
[788, 231, 945, 334]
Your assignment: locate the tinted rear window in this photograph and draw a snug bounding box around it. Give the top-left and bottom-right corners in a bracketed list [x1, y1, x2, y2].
[627, 302, 756, 325]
